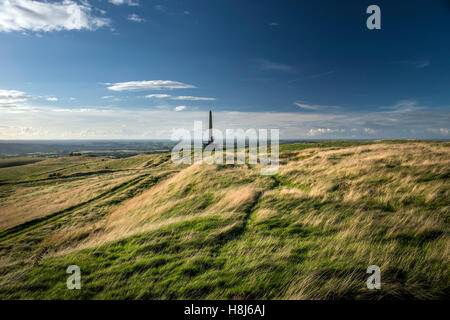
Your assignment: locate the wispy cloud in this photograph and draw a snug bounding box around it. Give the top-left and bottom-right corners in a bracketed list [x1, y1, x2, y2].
[171, 96, 216, 101]
[0, 0, 110, 33]
[268, 22, 279, 27]
[0, 89, 29, 106]
[100, 95, 122, 102]
[294, 101, 340, 111]
[308, 128, 345, 136]
[253, 59, 294, 73]
[392, 60, 430, 68]
[144, 94, 215, 101]
[0, 88, 61, 108]
[145, 94, 172, 99]
[381, 100, 424, 112]
[427, 128, 449, 135]
[127, 14, 145, 23]
[106, 80, 196, 91]
[155, 4, 167, 12]
[174, 106, 187, 111]
[288, 70, 335, 84]
[108, 0, 139, 6]
[1, 102, 448, 139]
[306, 70, 335, 79]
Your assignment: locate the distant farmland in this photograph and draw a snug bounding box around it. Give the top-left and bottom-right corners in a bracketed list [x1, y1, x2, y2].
[0, 140, 177, 158]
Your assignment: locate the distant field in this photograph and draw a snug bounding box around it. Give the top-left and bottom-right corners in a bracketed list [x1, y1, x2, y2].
[0, 140, 176, 158]
[0, 140, 448, 299]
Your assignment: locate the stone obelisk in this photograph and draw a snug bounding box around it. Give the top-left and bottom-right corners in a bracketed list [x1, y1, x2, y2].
[208, 110, 214, 145]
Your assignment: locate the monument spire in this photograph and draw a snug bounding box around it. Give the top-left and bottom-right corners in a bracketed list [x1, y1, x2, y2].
[208, 110, 213, 144]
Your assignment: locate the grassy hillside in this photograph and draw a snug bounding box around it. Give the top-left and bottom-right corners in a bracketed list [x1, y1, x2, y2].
[0, 141, 448, 299]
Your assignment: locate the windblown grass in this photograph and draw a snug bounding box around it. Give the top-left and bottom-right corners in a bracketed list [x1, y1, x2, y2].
[0, 141, 448, 299]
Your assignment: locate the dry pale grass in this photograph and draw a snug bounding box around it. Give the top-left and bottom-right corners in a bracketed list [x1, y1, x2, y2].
[281, 143, 449, 204]
[49, 162, 262, 255]
[0, 171, 140, 231]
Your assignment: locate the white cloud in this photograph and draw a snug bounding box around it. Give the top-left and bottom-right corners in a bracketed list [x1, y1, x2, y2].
[144, 94, 216, 101]
[0, 89, 28, 105]
[1, 98, 448, 140]
[440, 128, 449, 135]
[70, 97, 76, 100]
[295, 102, 321, 110]
[308, 128, 345, 136]
[383, 100, 421, 112]
[106, 80, 196, 91]
[145, 94, 171, 99]
[0, 0, 111, 33]
[171, 96, 216, 101]
[95, 8, 106, 15]
[174, 105, 187, 112]
[100, 95, 121, 102]
[127, 14, 144, 23]
[46, 97, 58, 101]
[427, 127, 449, 136]
[364, 128, 376, 134]
[1, 104, 449, 140]
[294, 101, 340, 111]
[108, 0, 139, 6]
[268, 22, 278, 26]
[20, 126, 33, 134]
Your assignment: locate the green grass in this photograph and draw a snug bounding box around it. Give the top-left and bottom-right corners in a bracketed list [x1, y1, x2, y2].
[0, 140, 448, 299]
[0, 157, 44, 169]
[279, 140, 377, 152]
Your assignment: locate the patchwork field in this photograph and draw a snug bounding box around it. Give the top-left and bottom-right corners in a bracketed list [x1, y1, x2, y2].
[0, 141, 448, 299]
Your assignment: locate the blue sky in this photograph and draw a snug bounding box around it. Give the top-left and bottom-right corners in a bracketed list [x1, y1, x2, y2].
[0, 0, 449, 139]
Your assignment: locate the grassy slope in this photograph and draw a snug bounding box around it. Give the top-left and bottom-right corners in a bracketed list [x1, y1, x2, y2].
[0, 157, 44, 169]
[0, 141, 448, 299]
